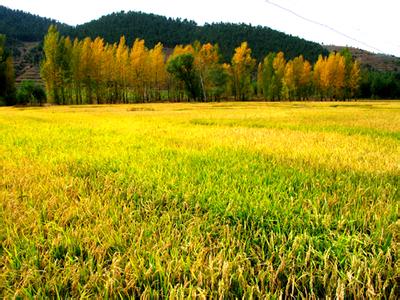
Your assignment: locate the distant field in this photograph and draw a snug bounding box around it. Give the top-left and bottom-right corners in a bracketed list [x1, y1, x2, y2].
[0, 101, 399, 298]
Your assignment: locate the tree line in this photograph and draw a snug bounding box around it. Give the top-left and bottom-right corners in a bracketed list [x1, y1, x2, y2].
[40, 26, 362, 104]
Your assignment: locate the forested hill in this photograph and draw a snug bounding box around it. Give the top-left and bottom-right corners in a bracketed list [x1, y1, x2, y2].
[68, 11, 328, 62]
[0, 5, 328, 62]
[0, 5, 70, 42]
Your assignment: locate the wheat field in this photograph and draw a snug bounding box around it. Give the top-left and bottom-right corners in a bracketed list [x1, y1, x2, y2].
[0, 101, 399, 298]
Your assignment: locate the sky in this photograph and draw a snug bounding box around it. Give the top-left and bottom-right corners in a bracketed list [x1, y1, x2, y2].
[1, 0, 399, 57]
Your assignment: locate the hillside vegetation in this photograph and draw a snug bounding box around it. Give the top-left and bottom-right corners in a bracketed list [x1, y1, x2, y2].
[0, 5, 68, 42]
[0, 5, 327, 63]
[69, 11, 328, 62]
[0, 102, 399, 298]
[326, 46, 400, 73]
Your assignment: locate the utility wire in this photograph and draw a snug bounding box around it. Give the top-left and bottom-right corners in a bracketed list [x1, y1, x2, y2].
[265, 0, 385, 53]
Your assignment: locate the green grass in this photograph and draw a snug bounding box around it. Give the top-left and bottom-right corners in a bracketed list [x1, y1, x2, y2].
[0, 101, 399, 298]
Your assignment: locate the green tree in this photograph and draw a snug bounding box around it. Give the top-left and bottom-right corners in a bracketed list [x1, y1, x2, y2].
[259, 52, 276, 100]
[16, 80, 46, 105]
[0, 34, 16, 105]
[41, 25, 63, 103]
[167, 53, 201, 101]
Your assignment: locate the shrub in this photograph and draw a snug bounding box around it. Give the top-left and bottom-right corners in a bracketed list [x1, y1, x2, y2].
[16, 80, 46, 105]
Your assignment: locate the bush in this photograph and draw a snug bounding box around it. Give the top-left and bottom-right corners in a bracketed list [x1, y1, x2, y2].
[16, 80, 46, 105]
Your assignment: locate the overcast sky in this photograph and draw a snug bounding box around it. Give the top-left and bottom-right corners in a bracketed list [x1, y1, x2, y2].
[2, 0, 399, 56]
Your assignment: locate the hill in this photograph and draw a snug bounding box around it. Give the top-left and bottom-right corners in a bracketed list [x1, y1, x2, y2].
[326, 45, 400, 72]
[1, 5, 328, 63]
[0, 5, 70, 85]
[0, 5, 70, 42]
[69, 11, 328, 62]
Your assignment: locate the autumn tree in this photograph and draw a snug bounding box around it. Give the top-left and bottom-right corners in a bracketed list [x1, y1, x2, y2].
[341, 48, 361, 99]
[283, 60, 295, 100]
[194, 42, 227, 101]
[148, 42, 167, 101]
[272, 52, 286, 100]
[231, 42, 256, 100]
[57, 36, 72, 104]
[313, 55, 325, 100]
[283, 55, 312, 100]
[90, 37, 106, 103]
[349, 60, 361, 99]
[299, 59, 312, 100]
[114, 36, 129, 102]
[130, 38, 149, 101]
[41, 25, 62, 103]
[39, 25, 362, 104]
[103, 43, 117, 102]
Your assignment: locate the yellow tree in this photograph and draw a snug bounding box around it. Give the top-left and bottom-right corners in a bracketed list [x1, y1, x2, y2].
[195, 43, 221, 101]
[148, 42, 167, 100]
[170, 44, 194, 57]
[321, 54, 333, 97]
[272, 52, 286, 100]
[320, 52, 346, 100]
[231, 41, 256, 100]
[102, 44, 119, 103]
[115, 36, 129, 102]
[58, 36, 73, 104]
[300, 60, 312, 99]
[91, 37, 105, 103]
[130, 38, 149, 101]
[41, 25, 61, 103]
[292, 55, 305, 100]
[70, 38, 83, 104]
[334, 53, 346, 100]
[349, 60, 361, 99]
[341, 48, 361, 99]
[313, 54, 325, 99]
[80, 37, 96, 103]
[283, 60, 295, 99]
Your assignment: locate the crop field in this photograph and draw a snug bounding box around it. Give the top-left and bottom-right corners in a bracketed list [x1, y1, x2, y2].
[0, 101, 399, 298]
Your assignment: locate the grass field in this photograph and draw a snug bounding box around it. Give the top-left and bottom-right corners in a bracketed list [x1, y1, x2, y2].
[0, 101, 399, 298]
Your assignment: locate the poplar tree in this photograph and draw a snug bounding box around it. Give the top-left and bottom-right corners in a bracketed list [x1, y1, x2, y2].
[231, 42, 255, 100]
[272, 52, 286, 100]
[41, 25, 61, 103]
[259, 53, 276, 100]
[195, 43, 221, 101]
[148, 42, 167, 101]
[130, 39, 148, 101]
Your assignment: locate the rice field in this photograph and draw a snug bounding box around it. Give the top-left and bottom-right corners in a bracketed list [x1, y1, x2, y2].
[0, 101, 399, 298]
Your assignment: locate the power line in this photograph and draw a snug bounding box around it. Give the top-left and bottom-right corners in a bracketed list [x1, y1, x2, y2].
[265, 0, 385, 53]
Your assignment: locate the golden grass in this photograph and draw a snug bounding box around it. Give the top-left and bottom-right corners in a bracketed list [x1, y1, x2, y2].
[0, 101, 399, 298]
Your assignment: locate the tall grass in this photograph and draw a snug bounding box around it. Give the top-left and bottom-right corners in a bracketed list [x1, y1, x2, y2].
[0, 101, 399, 298]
